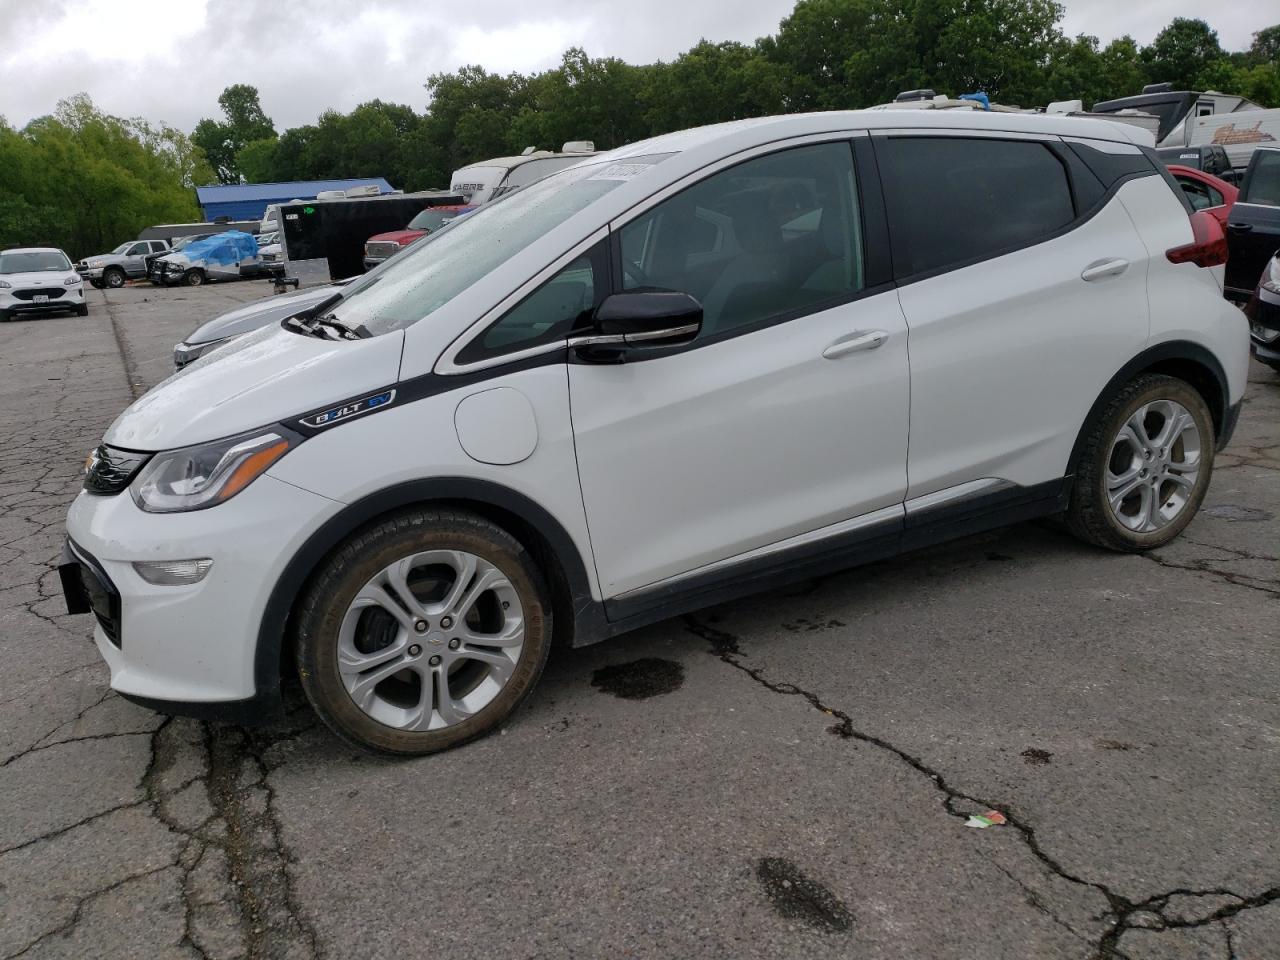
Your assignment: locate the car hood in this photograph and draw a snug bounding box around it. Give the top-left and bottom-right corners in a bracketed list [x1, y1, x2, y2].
[183, 284, 339, 345]
[80, 255, 116, 266]
[1, 270, 80, 287]
[106, 323, 405, 450]
[368, 229, 425, 245]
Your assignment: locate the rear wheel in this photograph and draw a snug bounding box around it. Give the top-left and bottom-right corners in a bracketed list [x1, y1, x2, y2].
[1067, 374, 1214, 552]
[102, 267, 126, 289]
[183, 269, 205, 287]
[295, 509, 552, 756]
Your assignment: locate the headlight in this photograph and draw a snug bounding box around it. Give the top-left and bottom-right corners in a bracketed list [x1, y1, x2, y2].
[64, 276, 80, 286]
[131, 427, 302, 513]
[0, 280, 10, 289]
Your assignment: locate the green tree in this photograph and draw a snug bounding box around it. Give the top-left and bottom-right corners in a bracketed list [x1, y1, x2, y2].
[0, 95, 204, 258]
[193, 84, 277, 184]
[1141, 18, 1226, 89]
[1250, 25, 1280, 64]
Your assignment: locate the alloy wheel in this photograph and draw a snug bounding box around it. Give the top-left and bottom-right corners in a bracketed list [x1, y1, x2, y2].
[337, 549, 525, 731]
[1105, 399, 1202, 533]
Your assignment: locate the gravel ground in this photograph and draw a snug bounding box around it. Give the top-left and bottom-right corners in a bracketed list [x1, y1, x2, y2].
[1, 282, 1277, 960]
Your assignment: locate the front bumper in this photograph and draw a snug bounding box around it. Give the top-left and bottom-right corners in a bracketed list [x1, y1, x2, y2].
[0, 286, 83, 314]
[77, 265, 104, 280]
[61, 473, 343, 719]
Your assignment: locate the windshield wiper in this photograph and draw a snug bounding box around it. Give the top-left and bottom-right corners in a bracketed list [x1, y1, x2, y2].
[283, 312, 369, 341]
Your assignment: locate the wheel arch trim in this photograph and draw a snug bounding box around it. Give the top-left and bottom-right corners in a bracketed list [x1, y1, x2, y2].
[253, 477, 598, 705]
[1067, 339, 1232, 477]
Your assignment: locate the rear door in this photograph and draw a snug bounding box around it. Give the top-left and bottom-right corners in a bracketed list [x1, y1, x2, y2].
[876, 131, 1151, 503]
[1226, 149, 1280, 298]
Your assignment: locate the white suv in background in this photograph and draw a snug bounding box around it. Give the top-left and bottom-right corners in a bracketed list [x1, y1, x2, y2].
[0, 247, 87, 321]
[61, 111, 1247, 755]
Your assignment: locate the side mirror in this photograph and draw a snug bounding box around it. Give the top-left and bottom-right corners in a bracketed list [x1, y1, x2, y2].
[572, 290, 702, 360]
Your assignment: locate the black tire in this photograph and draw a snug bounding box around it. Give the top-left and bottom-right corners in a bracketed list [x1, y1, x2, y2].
[103, 267, 126, 289]
[0, 309, 11, 322]
[183, 269, 205, 287]
[76, 304, 89, 317]
[89, 279, 104, 289]
[1067, 374, 1215, 553]
[295, 509, 553, 756]
[1262, 359, 1280, 374]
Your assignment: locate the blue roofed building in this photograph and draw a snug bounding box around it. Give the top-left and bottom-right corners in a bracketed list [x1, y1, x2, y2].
[194, 179, 396, 222]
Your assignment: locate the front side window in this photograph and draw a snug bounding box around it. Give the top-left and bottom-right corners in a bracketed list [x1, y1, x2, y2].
[127, 243, 149, 256]
[1243, 151, 1280, 207]
[619, 141, 865, 341]
[878, 136, 1076, 277]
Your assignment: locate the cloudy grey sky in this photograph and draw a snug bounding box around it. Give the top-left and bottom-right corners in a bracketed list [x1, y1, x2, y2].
[0, 0, 1268, 133]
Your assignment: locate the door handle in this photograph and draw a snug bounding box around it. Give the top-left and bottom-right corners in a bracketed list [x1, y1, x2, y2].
[823, 329, 889, 359]
[1080, 258, 1129, 282]
[1226, 222, 1252, 233]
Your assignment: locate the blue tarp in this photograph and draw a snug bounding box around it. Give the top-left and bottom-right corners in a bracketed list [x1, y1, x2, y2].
[168, 231, 259, 268]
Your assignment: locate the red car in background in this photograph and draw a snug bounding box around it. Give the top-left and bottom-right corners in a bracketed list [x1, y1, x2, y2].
[1165, 164, 1238, 229]
[363, 204, 468, 270]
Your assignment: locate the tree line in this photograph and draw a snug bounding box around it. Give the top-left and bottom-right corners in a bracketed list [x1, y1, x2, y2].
[198, 4, 1280, 191]
[2, 0, 1278, 259]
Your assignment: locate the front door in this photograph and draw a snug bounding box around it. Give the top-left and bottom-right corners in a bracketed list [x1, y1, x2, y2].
[568, 140, 910, 599]
[1227, 150, 1280, 298]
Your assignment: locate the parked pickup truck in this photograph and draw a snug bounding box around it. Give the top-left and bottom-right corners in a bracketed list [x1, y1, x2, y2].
[363, 205, 467, 270]
[1225, 145, 1280, 301]
[77, 240, 171, 288]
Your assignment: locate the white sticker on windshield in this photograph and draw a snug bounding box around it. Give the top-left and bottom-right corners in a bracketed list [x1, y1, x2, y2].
[588, 163, 650, 181]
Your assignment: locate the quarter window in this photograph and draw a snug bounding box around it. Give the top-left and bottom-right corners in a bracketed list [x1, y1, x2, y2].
[618, 141, 865, 341]
[878, 137, 1076, 277]
[1177, 176, 1224, 211]
[455, 244, 604, 364]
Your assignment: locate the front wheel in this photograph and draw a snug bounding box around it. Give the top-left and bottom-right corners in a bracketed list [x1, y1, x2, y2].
[102, 268, 126, 289]
[183, 269, 205, 287]
[1067, 374, 1214, 552]
[295, 509, 552, 756]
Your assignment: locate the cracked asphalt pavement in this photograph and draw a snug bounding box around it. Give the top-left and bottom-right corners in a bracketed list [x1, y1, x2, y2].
[1, 283, 1278, 959]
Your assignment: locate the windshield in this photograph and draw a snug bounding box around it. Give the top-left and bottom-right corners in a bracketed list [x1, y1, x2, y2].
[0, 250, 72, 273]
[335, 157, 666, 336]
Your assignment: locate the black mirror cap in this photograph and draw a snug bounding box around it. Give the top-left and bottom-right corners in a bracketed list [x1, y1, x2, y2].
[595, 289, 703, 339]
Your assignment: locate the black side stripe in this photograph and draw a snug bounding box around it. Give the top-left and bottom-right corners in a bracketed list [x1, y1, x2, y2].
[284, 350, 566, 437]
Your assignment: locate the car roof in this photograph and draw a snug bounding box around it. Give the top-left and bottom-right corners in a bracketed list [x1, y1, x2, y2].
[1, 246, 66, 254]
[603, 109, 1155, 163]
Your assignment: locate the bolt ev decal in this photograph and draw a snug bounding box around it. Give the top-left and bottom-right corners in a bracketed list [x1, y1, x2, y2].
[298, 389, 396, 429]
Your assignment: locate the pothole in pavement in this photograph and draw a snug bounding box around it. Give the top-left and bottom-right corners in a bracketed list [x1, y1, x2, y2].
[755, 857, 854, 933]
[590, 658, 684, 699]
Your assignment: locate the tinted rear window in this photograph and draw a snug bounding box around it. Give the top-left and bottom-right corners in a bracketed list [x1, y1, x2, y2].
[878, 137, 1075, 277]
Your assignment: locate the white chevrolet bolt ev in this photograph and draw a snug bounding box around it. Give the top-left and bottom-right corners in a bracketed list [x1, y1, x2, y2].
[61, 111, 1248, 755]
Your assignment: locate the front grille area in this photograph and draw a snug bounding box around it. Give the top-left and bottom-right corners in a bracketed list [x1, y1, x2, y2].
[84, 444, 151, 495]
[365, 241, 399, 260]
[11, 288, 66, 301]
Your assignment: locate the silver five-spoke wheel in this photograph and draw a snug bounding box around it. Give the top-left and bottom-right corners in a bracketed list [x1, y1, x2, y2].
[338, 550, 525, 731]
[1105, 399, 1201, 533]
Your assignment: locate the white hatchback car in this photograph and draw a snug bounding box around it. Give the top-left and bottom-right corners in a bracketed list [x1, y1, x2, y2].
[0, 247, 87, 321]
[61, 111, 1248, 755]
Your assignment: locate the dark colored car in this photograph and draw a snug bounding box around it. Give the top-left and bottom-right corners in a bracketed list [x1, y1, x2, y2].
[1156, 145, 1238, 184]
[1225, 146, 1280, 301]
[1246, 252, 1280, 371]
